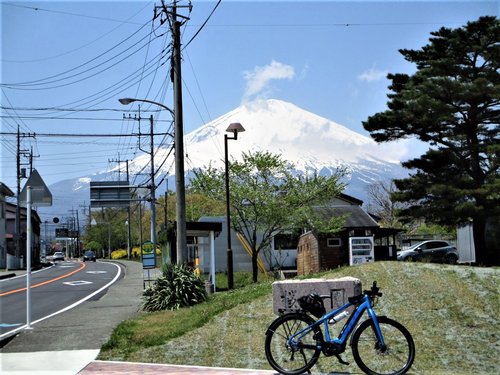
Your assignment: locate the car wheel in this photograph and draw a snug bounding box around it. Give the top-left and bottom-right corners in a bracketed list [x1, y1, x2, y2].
[404, 256, 415, 262]
[445, 254, 458, 264]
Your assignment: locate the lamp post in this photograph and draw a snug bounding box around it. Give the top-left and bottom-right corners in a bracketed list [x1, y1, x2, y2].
[118, 98, 187, 264]
[224, 123, 245, 290]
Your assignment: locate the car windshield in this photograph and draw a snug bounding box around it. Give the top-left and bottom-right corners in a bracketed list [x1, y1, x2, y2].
[84, 251, 94, 256]
[407, 243, 423, 251]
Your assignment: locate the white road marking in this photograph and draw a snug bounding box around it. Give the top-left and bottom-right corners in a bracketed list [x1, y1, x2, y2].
[63, 280, 93, 286]
[0, 265, 54, 282]
[0, 262, 121, 340]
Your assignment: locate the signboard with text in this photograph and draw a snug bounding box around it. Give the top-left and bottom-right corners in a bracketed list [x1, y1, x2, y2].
[142, 241, 156, 269]
[90, 180, 130, 208]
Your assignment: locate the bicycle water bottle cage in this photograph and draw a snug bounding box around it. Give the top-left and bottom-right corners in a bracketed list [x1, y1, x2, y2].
[298, 293, 326, 318]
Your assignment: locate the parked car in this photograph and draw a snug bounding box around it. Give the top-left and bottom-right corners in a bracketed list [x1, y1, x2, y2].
[397, 240, 459, 264]
[83, 250, 96, 262]
[52, 251, 65, 262]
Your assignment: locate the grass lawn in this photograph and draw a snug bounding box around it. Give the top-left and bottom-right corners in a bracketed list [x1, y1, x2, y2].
[99, 261, 499, 374]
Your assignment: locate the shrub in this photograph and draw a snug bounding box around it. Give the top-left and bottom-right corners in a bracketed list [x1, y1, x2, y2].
[111, 249, 128, 259]
[142, 263, 207, 312]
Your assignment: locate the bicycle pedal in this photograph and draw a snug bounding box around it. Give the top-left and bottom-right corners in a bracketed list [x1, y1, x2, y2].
[335, 354, 349, 366]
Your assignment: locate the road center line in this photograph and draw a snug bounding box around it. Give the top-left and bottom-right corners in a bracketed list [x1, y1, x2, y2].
[0, 262, 122, 340]
[0, 263, 87, 297]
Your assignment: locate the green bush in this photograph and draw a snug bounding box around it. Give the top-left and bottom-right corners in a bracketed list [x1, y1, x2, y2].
[142, 263, 207, 312]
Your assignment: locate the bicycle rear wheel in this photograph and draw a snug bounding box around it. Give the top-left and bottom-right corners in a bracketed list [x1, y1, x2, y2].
[264, 313, 322, 375]
[351, 316, 415, 375]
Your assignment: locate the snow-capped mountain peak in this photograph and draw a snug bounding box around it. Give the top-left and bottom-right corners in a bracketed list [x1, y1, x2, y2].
[183, 99, 401, 172]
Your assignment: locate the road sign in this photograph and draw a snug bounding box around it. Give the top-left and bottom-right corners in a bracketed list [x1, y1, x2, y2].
[55, 228, 69, 238]
[19, 169, 52, 207]
[90, 180, 131, 208]
[142, 241, 156, 269]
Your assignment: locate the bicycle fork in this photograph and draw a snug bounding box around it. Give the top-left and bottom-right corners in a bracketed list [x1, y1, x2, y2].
[366, 308, 387, 351]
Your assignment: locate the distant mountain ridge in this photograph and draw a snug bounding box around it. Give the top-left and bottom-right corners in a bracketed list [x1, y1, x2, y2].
[39, 99, 407, 220]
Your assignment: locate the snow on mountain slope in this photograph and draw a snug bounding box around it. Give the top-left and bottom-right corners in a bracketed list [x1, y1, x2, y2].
[183, 99, 403, 173]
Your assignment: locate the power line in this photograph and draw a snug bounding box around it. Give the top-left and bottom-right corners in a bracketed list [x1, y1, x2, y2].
[1, 18, 160, 87]
[182, 0, 221, 50]
[0, 115, 171, 122]
[3, 2, 147, 24]
[1, 2, 152, 64]
[0, 132, 173, 137]
[0, 106, 160, 112]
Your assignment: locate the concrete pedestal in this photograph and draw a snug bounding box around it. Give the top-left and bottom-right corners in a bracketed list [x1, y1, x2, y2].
[272, 276, 362, 315]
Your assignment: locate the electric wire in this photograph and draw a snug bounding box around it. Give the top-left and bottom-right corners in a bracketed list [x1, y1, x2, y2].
[3, 2, 148, 25]
[116, 19, 172, 163]
[0, 115, 172, 122]
[182, 0, 221, 51]
[1, 2, 152, 64]
[1, 18, 157, 87]
[2, 29, 164, 90]
[39, 47, 171, 116]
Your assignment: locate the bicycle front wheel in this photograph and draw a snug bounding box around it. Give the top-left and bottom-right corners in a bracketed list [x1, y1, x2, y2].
[351, 316, 415, 375]
[264, 313, 322, 375]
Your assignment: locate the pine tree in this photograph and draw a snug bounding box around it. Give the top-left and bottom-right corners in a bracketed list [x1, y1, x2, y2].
[363, 16, 499, 265]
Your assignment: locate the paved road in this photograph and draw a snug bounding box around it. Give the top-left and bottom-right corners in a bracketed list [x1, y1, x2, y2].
[0, 260, 121, 339]
[1, 260, 143, 353]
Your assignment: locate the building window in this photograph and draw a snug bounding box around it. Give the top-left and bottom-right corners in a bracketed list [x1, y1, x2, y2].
[327, 238, 341, 247]
[274, 232, 300, 250]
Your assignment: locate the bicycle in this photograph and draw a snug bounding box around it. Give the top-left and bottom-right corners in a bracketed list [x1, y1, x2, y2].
[264, 281, 415, 375]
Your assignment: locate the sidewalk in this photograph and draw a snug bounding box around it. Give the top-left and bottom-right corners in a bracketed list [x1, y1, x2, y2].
[79, 361, 276, 374]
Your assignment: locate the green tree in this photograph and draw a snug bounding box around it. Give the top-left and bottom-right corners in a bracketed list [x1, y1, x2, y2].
[191, 151, 345, 282]
[363, 16, 499, 265]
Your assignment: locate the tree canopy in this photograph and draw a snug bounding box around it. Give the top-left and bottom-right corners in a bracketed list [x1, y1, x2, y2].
[191, 151, 345, 281]
[363, 16, 499, 265]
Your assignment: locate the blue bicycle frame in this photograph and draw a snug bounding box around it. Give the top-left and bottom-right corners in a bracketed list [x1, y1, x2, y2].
[289, 294, 385, 350]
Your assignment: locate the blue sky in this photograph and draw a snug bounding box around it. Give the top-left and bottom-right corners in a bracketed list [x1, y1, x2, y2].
[1, 0, 498, 191]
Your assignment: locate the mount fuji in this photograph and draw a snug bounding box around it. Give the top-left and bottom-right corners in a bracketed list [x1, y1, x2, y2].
[39, 99, 407, 219]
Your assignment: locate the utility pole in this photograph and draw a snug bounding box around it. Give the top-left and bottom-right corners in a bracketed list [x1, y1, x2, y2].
[109, 156, 132, 259]
[126, 160, 132, 260]
[163, 180, 169, 263]
[158, 0, 189, 264]
[149, 115, 157, 257]
[15, 126, 35, 264]
[75, 209, 80, 257]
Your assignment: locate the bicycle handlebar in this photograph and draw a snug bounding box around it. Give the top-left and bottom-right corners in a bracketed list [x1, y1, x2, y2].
[363, 281, 383, 297]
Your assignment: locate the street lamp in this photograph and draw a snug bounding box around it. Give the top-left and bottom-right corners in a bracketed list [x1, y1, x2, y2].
[119, 97, 187, 265]
[224, 122, 245, 290]
[118, 98, 174, 117]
